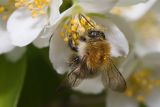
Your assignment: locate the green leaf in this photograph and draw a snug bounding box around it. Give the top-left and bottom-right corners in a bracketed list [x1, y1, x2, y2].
[18, 46, 61, 107]
[60, 0, 72, 13]
[0, 56, 26, 107]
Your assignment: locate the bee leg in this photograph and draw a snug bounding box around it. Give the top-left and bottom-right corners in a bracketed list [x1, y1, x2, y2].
[79, 36, 86, 42]
[69, 55, 80, 67]
[68, 39, 78, 52]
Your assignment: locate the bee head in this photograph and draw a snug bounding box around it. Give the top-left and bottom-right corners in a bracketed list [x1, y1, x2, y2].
[88, 29, 106, 40]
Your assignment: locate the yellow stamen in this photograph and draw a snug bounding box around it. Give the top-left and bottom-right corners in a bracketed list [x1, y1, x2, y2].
[15, 3, 22, 8]
[70, 19, 78, 25]
[72, 40, 76, 46]
[63, 24, 68, 29]
[15, 0, 50, 18]
[64, 37, 68, 43]
[0, 0, 16, 21]
[28, 4, 34, 10]
[71, 25, 77, 32]
[125, 69, 160, 103]
[59, 14, 103, 49]
[80, 18, 86, 26]
[0, 6, 5, 13]
[72, 33, 77, 40]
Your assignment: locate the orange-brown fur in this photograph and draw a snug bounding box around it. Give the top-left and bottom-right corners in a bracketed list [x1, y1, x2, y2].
[85, 40, 111, 70]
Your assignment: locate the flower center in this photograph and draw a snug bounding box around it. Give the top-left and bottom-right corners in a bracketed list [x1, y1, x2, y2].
[15, 0, 50, 18]
[124, 69, 160, 103]
[0, 0, 15, 21]
[60, 14, 102, 51]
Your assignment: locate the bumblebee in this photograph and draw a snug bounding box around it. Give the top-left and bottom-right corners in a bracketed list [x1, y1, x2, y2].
[59, 14, 126, 92]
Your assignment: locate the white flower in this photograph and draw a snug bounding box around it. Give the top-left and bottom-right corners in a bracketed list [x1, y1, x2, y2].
[111, 0, 157, 21]
[113, 0, 160, 57]
[106, 2, 160, 107]
[49, 0, 129, 94]
[106, 53, 160, 107]
[6, 0, 62, 47]
[134, 12, 160, 57]
[111, 0, 160, 57]
[0, 0, 26, 61]
[0, 21, 14, 54]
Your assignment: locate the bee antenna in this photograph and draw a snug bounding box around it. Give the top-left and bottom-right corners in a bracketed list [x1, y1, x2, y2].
[79, 14, 95, 28]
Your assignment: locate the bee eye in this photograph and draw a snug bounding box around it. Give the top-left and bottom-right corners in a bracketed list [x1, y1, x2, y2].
[88, 30, 98, 38]
[88, 30, 106, 39]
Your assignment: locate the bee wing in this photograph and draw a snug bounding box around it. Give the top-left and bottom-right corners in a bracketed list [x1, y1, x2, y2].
[67, 67, 83, 87]
[67, 55, 89, 87]
[57, 55, 89, 92]
[57, 68, 83, 92]
[102, 59, 126, 92]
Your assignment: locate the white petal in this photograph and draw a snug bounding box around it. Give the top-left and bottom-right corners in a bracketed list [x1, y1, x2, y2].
[117, 0, 157, 21]
[0, 12, 14, 54]
[141, 53, 160, 69]
[42, 5, 76, 48]
[117, 0, 148, 6]
[78, 0, 117, 13]
[33, 27, 52, 48]
[33, 36, 50, 48]
[5, 47, 26, 62]
[49, 0, 63, 25]
[105, 14, 135, 47]
[135, 35, 160, 57]
[119, 50, 138, 79]
[146, 88, 160, 107]
[7, 8, 47, 46]
[47, 4, 74, 34]
[107, 91, 138, 107]
[49, 24, 72, 74]
[73, 75, 104, 94]
[153, 0, 160, 13]
[49, 6, 77, 74]
[91, 14, 129, 57]
[0, 30, 14, 54]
